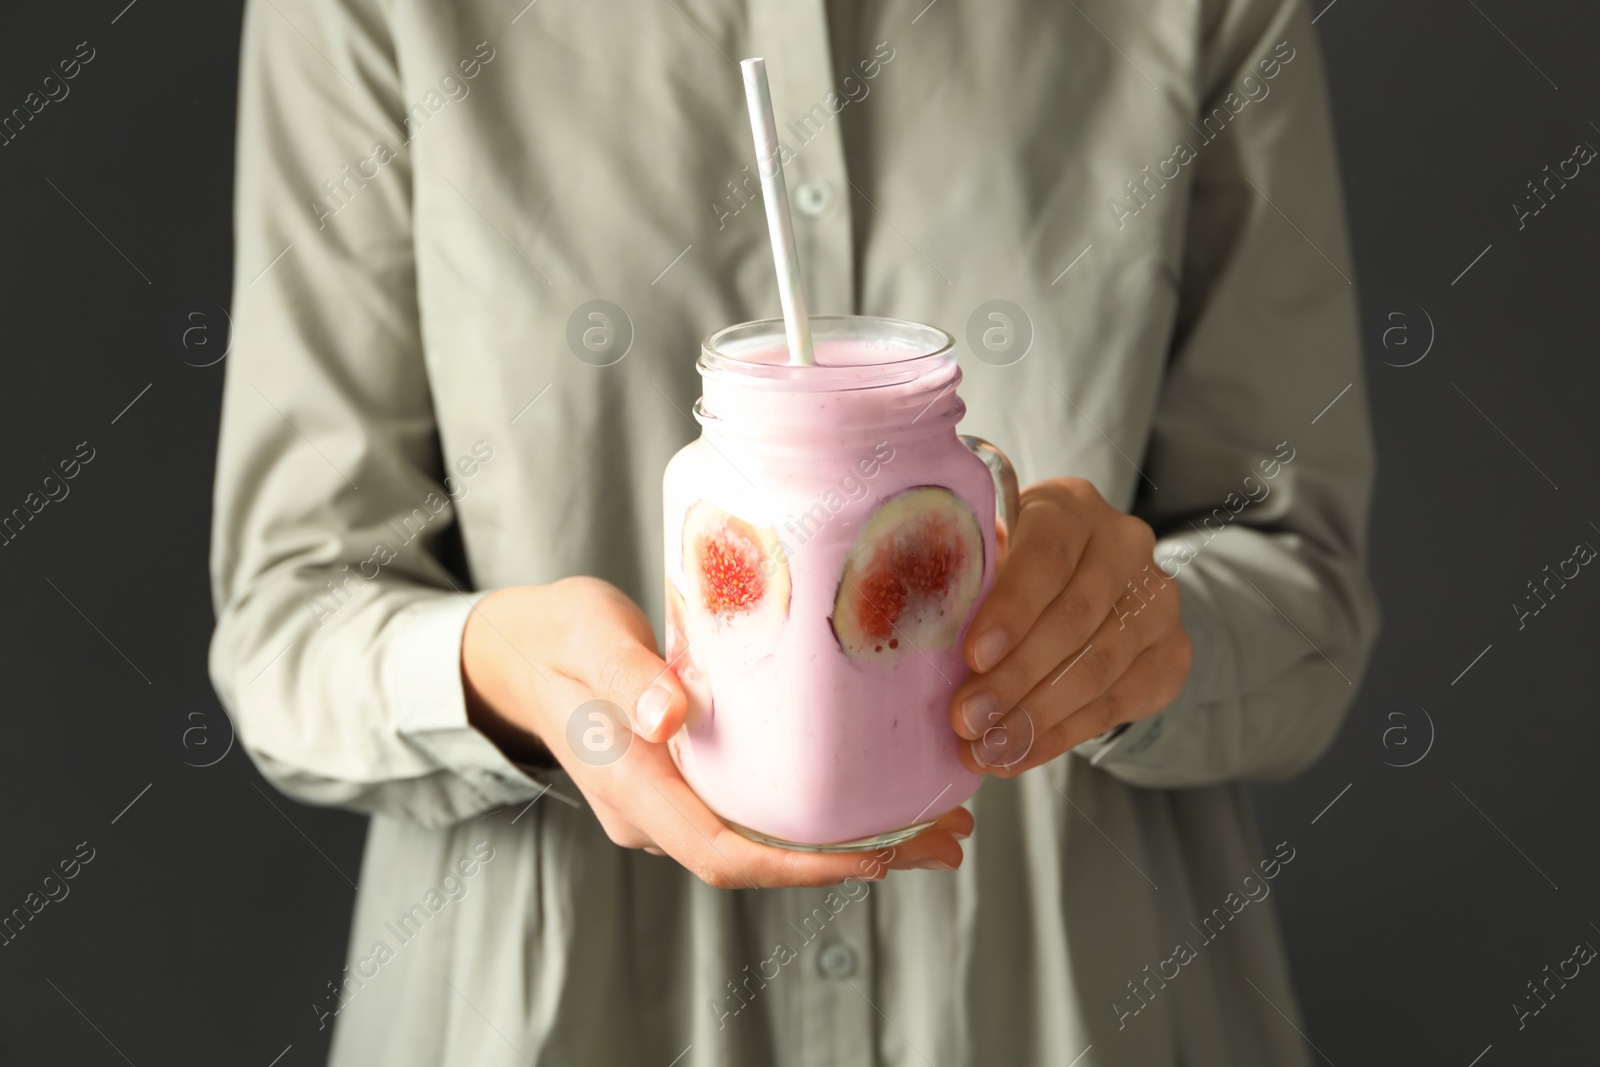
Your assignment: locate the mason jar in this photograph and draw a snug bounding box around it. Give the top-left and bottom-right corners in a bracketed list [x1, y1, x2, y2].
[662, 315, 1019, 850]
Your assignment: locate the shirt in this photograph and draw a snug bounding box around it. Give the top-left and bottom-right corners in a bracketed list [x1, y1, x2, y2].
[208, 0, 1380, 1063]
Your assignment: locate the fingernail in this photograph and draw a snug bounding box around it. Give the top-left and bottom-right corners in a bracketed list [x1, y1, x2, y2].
[952, 828, 972, 841]
[634, 685, 672, 736]
[960, 692, 1000, 737]
[973, 628, 1008, 672]
[912, 857, 956, 871]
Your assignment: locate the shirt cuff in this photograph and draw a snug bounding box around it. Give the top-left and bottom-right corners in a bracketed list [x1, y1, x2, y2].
[383, 591, 548, 812]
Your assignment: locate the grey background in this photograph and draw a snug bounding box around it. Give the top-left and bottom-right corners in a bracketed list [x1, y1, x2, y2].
[0, 1, 1595, 1064]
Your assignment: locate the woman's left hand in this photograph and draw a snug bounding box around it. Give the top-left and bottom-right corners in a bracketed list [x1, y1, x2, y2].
[949, 477, 1194, 776]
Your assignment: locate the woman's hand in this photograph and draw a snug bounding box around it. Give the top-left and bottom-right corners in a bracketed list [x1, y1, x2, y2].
[462, 577, 972, 888]
[949, 478, 1193, 776]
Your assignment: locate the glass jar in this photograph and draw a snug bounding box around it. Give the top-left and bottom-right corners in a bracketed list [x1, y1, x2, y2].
[662, 316, 1018, 851]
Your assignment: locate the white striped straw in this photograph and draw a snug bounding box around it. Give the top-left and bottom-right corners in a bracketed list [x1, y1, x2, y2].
[739, 58, 814, 367]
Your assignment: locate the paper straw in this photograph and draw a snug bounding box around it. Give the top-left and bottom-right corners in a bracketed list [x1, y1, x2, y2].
[739, 58, 814, 367]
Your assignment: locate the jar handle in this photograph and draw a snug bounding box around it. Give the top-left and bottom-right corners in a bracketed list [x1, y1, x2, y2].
[960, 435, 1021, 546]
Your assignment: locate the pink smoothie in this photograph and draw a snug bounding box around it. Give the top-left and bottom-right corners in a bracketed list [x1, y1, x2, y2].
[662, 324, 995, 847]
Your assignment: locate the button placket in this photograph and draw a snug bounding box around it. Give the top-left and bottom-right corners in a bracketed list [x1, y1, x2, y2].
[755, 881, 876, 1067]
[744, 3, 872, 1060]
[747, 0, 856, 315]
[801, 886, 875, 1067]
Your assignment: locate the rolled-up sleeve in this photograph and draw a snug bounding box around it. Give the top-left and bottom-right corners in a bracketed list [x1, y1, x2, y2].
[1076, 0, 1381, 786]
[208, 0, 542, 826]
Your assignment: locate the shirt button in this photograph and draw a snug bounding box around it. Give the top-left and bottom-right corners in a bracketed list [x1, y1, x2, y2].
[816, 940, 856, 980]
[794, 180, 833, 219]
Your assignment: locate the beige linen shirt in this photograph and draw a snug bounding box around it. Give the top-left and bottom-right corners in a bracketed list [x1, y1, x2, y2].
[210, 0, 1379, 1063]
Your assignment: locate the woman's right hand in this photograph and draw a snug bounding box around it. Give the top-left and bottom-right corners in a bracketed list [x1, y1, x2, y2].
[460, 576, 971, 889]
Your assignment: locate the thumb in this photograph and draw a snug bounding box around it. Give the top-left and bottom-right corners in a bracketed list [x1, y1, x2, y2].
[584, 637, 688, 747]
[630, 655, 688, 745]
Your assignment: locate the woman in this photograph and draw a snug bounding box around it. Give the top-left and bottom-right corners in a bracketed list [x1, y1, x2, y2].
[210, 0, 1377, 1062]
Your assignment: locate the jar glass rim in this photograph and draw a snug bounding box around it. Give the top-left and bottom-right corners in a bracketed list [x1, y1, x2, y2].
[699, 315, 955, 391]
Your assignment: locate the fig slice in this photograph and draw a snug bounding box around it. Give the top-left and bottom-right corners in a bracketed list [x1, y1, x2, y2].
[681, 500, 791, 635]
[830, 487, 983, 661]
